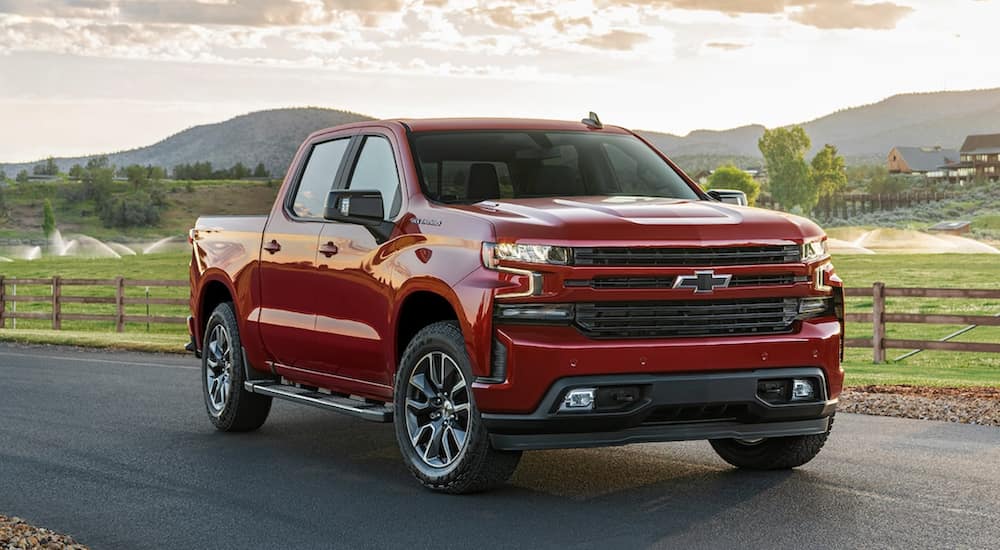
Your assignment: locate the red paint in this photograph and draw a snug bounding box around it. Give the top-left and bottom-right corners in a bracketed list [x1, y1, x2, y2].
[189, 117, 843, 412]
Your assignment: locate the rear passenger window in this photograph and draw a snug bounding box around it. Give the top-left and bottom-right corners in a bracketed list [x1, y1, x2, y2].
[292, 138, 350, 219]
[346, 136, 402, 219]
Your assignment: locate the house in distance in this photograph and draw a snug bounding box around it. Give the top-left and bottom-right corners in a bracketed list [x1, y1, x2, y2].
[887, 146, 959, 175]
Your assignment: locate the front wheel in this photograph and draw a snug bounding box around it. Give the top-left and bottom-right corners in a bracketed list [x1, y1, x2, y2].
[393, 321, 521, 493]
[202, 302, 272, 432]
[710, 416, 834, 470]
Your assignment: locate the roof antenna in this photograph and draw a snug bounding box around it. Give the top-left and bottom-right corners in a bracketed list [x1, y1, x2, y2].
[581, 111, 603, 129]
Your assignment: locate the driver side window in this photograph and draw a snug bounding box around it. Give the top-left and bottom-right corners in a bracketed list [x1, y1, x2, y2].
[292, 138, 350, 219]
[346, 135, 402, 220]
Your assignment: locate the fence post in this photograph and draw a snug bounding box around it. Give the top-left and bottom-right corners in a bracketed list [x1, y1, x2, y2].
[872, 282, 886, 363]
[115, 276, 125, 333]
[0, 275, 5, 329]
[52, 275, 62, 330]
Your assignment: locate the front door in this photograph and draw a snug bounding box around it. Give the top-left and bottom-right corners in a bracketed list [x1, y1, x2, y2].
[314, 132, 403, 389]
[258, 135, 353, 369]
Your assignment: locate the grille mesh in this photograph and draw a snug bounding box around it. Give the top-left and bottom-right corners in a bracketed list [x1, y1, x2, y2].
[565, 274, 805, 289]
[573, 245, 801, 267]
[575, 297, 798, 339]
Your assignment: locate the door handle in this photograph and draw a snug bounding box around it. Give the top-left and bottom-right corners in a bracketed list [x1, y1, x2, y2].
[318, 242, 339, 257]
[263, 239, 282, 254]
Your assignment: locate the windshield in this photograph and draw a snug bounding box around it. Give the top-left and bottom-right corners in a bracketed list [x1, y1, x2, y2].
[410, 131, 701, 203]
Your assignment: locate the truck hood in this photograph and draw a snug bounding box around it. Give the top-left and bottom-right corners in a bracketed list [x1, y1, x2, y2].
[452, 196, 824, 245]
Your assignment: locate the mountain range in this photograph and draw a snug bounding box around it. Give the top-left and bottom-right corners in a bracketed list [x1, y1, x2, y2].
[5, 87, 1000, 176]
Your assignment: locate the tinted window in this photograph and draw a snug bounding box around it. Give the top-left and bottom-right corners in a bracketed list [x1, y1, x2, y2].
[292, 138, 350, 219]
[411, 131, 699, 202]
[346, 135, 401, 219]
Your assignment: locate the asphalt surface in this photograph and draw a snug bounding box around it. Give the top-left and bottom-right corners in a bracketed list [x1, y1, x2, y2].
[1, 343, 998, 550]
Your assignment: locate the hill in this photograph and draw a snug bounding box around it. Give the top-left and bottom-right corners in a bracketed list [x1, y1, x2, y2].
[5, 88, 1000, 175]
[638, 87, 1000, 160]
[1, 108, 373, 177]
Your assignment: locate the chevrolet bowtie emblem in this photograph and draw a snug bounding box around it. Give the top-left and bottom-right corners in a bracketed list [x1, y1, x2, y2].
[673, 270, 732, 293]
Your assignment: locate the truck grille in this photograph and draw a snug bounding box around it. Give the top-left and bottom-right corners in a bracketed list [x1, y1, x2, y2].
[575, 298, 798, 339]
[573, 245, 801, 266]
[565, 274, 805, 289]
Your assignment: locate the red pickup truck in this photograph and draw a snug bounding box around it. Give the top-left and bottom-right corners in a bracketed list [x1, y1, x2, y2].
[188, 115, 843, 493]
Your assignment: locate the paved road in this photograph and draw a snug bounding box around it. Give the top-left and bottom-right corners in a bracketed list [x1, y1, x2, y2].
[1, 343, 998, 549]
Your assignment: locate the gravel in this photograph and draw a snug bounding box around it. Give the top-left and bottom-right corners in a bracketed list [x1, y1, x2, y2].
[841, 385, 1000, 426]
[1, 516, 87, 550]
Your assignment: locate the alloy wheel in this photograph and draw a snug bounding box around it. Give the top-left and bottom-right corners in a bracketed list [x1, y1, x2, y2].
[404, 351, 471, 468]
[205, 323, 234, 415]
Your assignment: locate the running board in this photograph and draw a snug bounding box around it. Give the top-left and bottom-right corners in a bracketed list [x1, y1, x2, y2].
[244, 381, 393, 422]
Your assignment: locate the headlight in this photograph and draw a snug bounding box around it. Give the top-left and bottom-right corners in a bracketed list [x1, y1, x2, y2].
[494, 303, 575, 324]
[801, 239, 829, 263]
[482, 242, 572, 268]
[797, 297, 833, 319]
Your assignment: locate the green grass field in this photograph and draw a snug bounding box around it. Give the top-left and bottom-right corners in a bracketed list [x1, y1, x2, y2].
[0, 252, 998, 387]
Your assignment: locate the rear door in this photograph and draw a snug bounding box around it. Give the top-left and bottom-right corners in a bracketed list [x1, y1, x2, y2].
[313, 131, 404, 388]
[258, 133, 355, 369]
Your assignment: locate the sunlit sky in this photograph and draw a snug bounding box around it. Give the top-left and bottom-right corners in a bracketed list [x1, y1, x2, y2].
[1, 0, 998, 162]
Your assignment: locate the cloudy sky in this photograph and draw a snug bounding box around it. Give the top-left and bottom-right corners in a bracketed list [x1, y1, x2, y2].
[1, 0, 998, 162]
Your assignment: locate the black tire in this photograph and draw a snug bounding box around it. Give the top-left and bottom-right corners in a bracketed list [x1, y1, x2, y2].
[202, 302, 272, 432]
[710, 415, 834, 470]
[393, 321, 521, 494]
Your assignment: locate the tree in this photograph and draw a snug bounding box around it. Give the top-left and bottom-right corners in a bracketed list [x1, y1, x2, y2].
[16, 170, 29, 184]
[81, 165, 115, 204]
[98, 190, 165, 228]
[0, 169, 7, 182]
[68, 164, 84, 179]
[230, 162, 250, 179]
[33, 157, 59, 176]
[148, 165, 166, 183]
[85, 156, 110, 172]
[705, 165, 761, 205]
[811, 144, 847, 199]
[42, 199, 57, 238]
[125, 164, 149, 189]
[253, 162, 269, 178]
[758, 126, 816, 212]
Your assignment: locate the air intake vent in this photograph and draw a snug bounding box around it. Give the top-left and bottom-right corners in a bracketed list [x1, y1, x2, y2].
[575, 297, 798, 339]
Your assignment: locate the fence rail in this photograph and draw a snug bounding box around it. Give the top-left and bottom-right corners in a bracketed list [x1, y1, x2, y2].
[2, 277, 998, 362]
[0, 276, 188, 332]
[843, 282, 1000, 362]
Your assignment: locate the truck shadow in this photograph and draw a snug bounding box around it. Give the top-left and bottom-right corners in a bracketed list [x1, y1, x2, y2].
[224, 410, 849, 547]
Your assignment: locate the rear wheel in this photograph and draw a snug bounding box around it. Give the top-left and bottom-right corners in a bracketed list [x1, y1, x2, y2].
[394, 321, 521, 493]
[709, 416, 834, 470]
[202, 302, 272, 432]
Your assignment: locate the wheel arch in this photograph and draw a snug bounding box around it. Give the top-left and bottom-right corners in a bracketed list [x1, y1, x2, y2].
[394, 287, 459, 368]
[195, 272, 238, 347]
[393, 279, 492, 378]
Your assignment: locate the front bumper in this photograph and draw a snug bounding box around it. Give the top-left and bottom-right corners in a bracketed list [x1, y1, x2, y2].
[482, 367, 836, 451]
[473, 318, 843, 414]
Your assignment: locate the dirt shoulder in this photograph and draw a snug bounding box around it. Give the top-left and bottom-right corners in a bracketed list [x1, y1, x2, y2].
[1, 515, 87, 550]
[840, 385, 1000, 426]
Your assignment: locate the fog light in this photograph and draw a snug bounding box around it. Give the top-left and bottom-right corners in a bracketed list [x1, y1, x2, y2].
[560, 388, 596, 411]
[791, 379, 817, 401]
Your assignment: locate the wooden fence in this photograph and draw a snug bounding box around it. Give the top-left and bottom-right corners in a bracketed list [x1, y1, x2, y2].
[0, 276, 187, 332]
[844, 283, 1000, 362]
[2, 277, 998, 363]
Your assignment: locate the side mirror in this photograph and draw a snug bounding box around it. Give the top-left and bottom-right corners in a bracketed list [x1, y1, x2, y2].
[707, 189, 748, 206]
[324, 189, 384, 225]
